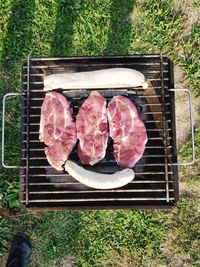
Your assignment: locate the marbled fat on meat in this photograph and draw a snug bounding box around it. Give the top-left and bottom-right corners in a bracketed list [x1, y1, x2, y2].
[39, 92, 77, 170]
[76, 91, 108, 165]
[107, 96, 147, 168]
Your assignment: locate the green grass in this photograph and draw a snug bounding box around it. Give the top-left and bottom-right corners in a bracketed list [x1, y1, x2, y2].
[179, 126, 200, 184]
[129, 0, 200, 92]
[0, 210, 168, 266]
[0, 0, 200, 266]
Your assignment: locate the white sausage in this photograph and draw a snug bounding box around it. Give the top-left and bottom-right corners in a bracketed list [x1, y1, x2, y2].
[44, 68, 148, 90]
[64, 160, 135, 189]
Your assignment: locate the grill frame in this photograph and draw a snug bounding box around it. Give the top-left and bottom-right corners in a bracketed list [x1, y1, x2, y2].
[20, 55, 179, 210]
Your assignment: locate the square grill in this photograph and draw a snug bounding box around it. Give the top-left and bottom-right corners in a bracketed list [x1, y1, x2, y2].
[20, 55, 179, 210]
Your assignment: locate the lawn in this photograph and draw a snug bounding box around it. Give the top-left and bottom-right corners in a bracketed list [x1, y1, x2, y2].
[0, 0, 200, 266]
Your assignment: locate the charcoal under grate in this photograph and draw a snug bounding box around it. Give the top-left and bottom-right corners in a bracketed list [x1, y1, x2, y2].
[20, 55, 179, 210]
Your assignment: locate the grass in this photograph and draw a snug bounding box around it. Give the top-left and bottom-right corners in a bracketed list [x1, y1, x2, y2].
[130, 0, 200, 92]
[179, 126, 200, 183]
[0, 0, 200, 266]
[0, 210, 168, 266]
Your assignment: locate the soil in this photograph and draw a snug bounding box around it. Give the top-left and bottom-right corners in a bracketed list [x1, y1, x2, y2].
[174, 65, 200, 148]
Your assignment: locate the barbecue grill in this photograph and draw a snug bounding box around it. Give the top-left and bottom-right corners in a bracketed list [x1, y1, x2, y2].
[2, 55, 195, 210]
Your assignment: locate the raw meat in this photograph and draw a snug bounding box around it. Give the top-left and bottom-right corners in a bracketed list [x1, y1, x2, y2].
[43, 68, 148, 90]
[39, 92, 77, 170]
[107, 96, 147, 168]
[76, 91, 108, 165]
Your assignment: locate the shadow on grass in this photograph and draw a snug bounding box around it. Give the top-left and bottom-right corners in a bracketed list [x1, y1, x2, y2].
[0, 0, 35, 175]
[50, 1, 80, 56]
[105, 0, 136, 55]
[1, 0, 35, 66]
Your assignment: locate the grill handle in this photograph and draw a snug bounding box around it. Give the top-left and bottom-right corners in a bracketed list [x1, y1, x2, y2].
[2, 93, 22, 168]
[169, 88, 195, 166]
[2, 90, 195, 167]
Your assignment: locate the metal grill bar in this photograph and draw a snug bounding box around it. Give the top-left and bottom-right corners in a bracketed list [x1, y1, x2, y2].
[160, 54, 170, 202]
[22, 129, 172, 135]
[21, 198, 175, 203]
[23, 62, 169, 67]
[22, 111, 171, 117]
[20, 120, 172, 126]
[25, 58, 30, 205]
[22, 90, 170, 94]
[20, 145, 172, 152]
[22, 180, 173, 185]
[21, 162, 171, 167]
[23, 188, 173, 193]
[21, 137, 172, 142]
[22, 94, 172, 99]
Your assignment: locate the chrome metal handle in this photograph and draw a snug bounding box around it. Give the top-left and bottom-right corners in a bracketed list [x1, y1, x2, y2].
[169, 88, 195, 166]
[2, 93, 21, 168]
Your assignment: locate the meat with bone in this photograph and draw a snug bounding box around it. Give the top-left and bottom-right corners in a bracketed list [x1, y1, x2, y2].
[39, 92, 77, 170]
[107, 96, 147, 168]
[76, 91, 108, 165]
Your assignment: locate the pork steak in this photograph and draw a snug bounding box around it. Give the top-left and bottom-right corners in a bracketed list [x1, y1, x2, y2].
[39, 92, 77, 170]
[76, 91, 108, 165]
[107, 96, 147, 168]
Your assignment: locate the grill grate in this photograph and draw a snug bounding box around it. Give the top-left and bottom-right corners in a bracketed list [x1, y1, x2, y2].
[20, 55, 179, 210]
